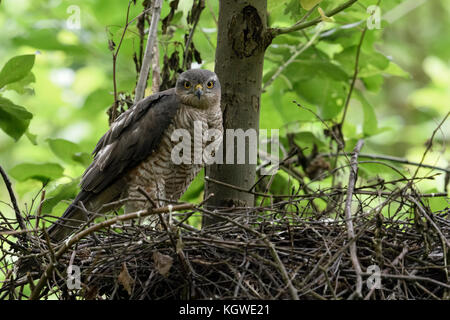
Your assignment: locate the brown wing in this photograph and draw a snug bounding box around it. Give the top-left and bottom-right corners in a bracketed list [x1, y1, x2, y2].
[47, 89, 180, 241]
[81, 88, 179, 194]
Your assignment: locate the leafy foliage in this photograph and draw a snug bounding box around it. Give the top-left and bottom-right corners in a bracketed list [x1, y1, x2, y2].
[0, 55, 35, 140]
[9, 162, 64, 183]
[0, 96, 33, 141]
[0, 0, 448, 228]
[0, 54, 35, 89]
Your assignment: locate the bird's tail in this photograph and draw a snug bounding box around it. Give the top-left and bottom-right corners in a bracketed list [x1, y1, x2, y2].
[16, 191, 94, 277]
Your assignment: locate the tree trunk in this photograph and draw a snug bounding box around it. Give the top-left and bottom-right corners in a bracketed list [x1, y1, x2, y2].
[204, 0, 270, 226]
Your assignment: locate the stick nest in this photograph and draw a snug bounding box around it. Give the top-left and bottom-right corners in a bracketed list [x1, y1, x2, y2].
[1, 190, 449, 300]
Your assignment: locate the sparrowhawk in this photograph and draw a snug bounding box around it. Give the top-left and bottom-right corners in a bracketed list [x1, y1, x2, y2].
[47, 69, 223, 241]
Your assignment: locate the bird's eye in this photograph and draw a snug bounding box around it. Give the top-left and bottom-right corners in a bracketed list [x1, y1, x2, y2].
[184, 81, 191, 89]
[207, 81, 214, 89]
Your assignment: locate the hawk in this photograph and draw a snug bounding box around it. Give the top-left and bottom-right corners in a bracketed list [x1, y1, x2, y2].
[47, 69, 222, 241]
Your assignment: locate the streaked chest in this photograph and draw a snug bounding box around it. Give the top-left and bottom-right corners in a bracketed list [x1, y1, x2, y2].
[127, 103, 222, 185]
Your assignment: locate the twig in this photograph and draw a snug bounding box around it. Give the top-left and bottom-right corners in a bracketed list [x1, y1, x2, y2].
[182, 0, 205, 70]
[0, 228, 41, 236]
[151, 39, 161, 93]
[264, 239, 299, 300]
[269, 0, 359, 38]
[263, 24, 322, 91]
[110, 0, 134, 123]
[364, 246, 409, 300]
[0, 166, 26, 237]
[319, 152, 450, 174]
[205, 0, 217, 26]
[412, 111, 449, 179]
[35, 190, 45, 231]
[134, 0, 163, 103]
[205, 175, 446, 200]
[357, 272, 450, 290]
[294, 100, 345, 151]
[408, 196, 450, 248]
[339, 20, 367, 128]
[344, 139, 364, 299]
[108, 2, 155, 122]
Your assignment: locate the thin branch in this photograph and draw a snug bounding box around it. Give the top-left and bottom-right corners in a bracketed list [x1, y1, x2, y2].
[358, 272, 450, 290]
[205, 175, 446, 200]
[293, 100, 346, 150]
[108, 2, 155, 123]
[344, 139, 364, 299]
[339, 0, 380, 129]
[408, 196, 450, 248]
[264, 238, 299, 300]
[0, 166, 26, 234]
[134, 0, 163, 103]
[35, 190, 45, 231]
[151, 39, 161, 93]
[269, 0, 359, 38]
[339, 25, 367, 127]
[205, 0, 217, 26]
[182, 0, 205, 70]
[364, 246, 409, 300]
[263, 24, 322, 91]
[412, 111, 449, 179]
[110, 0, 133, 123]
[319, 152, 450, 174]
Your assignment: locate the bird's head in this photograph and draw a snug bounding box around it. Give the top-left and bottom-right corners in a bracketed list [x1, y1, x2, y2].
[175, 69, 221, 109]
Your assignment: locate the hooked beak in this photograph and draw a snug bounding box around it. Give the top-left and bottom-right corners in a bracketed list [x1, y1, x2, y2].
[194, 84, 203, 100]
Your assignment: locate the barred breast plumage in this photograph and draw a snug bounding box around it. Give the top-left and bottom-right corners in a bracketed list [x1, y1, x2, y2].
[125, 103, 223, 211]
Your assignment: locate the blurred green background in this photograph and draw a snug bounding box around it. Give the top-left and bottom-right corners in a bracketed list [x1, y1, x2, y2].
[0, 0, 448, 221]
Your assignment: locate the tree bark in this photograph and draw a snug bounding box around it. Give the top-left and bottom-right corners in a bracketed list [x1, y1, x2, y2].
[204, 0, 270, 226]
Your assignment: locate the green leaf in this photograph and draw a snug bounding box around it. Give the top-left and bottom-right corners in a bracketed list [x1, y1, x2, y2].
[4, 72, 36, 95]
[362, 75, 384, 92]
[334, 46, 390, 77]
[288, 60, 348, 82]
[284, 0, 303, 20]
[293, 131, 326, 149]
[181, 169, 204, 202]
[9, 163, 64, 183]
[0, 55, 35, 89]
[366, 51, 390, 71]
[41, 178, 80, 214]
[267, 171, 292, 196]
[0, 96, 33, 141]
[271, 34, 303, 46]
[383, 61, 410, 78]
[72, 152, 92, 167]
[300, 0, 322, 10]
[81, 88, 112, 113]
[355, 90, 378, 136]
[47, 138, 84, 165]
[294, 77, 347, 120]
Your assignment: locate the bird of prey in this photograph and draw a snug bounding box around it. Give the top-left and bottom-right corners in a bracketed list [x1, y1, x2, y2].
[47, 69, 223, 241]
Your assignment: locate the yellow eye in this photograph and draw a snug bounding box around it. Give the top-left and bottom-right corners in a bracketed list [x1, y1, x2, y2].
[184, 81, 191, 89]
[207, 81, 214, 89]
